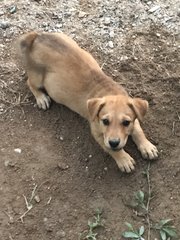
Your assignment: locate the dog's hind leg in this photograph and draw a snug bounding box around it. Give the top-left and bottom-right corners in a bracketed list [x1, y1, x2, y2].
[27, 71, 51, 110]
[131, 119, 158, 160]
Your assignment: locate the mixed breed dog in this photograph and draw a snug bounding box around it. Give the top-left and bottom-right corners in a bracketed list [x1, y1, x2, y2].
[18, 32, 158, 173]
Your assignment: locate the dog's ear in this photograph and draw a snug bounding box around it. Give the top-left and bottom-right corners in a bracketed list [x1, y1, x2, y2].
[87, 98, 105, 121]
[129, 98, 149, 121]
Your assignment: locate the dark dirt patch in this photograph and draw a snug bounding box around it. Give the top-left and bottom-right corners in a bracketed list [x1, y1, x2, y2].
[0, 1, 180, 240]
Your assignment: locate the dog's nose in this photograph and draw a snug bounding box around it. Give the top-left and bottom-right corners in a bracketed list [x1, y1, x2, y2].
[109, 139, 120, 149]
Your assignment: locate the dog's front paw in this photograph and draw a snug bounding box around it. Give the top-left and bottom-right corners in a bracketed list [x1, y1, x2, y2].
[36, 94, 51, 110]
[139, 140, 158, 160]
[115, 151, 136, 173]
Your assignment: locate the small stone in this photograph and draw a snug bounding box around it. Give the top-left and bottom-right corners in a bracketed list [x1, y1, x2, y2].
[56, 23, 62, 28]
[57, 163, 69, 170]
[4, 160, 10, 167]
[104, 167, 108, 171]
[109, 30, 115, 38]
[104, 17, 111, 25]
[88, 154, 92, 158]
[108, 41, 114, 48]
[34, 195, 40, 203]
[147, 1, 152, 5]
[78, 11, 86, 18]
[56, 230, 66, 238]
[0, 11, 4, 16]
[9, 5, 17, 14]
[148, 5, 160, 13]
[0, 21, 10, 29]
[60, 136, 64, 141]
[46, 224, 53, 232]
[14, 148, 21, 154]
[120, 55, 128, 61]
[156, 33, 161, 37]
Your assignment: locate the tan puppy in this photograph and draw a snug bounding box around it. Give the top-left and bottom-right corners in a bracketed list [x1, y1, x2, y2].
[18, 32, 158, 173]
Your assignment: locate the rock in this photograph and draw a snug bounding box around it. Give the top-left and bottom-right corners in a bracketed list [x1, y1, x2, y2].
[9, 5, 17, 14]
[4, 160, 16, 167]
[56, 230, 66, 238]
[0, 21, 10, 29]
[34, 195, 40, 203]
[109, 30, 115, 38]
[0, 11, 4, 16]
[14, 148, 22, 153]
[55, 23, 63, 28]
[148, 5, 160, 13]
[104, 17, 111, 25]
[78, 11, 86, 18]
[108, 41, 114, 48]
[57, 163, 69, 170]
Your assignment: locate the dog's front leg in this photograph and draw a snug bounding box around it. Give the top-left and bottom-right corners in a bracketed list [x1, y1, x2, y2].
[108, 149, 136, 173]
[131, 119, 158, 160]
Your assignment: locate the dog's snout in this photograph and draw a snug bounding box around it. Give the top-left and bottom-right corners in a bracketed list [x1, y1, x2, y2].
[109, 139, 120, 149]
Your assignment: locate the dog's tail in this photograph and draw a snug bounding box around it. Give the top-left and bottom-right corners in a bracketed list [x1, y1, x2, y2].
[19, 31, 38, 54]
[16, 32, 38, 70]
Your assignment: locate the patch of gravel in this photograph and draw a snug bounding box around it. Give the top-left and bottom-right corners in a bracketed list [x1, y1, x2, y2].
[0, 0, 179, 55]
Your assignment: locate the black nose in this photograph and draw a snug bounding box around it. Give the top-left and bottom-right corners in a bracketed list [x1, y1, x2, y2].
[109, 139, 120, 148]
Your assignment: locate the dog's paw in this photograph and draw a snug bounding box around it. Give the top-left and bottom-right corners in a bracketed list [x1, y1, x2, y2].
[139, 140, 158, 160]
[116, 152, 136, 173]
[36, 94, 51, 110]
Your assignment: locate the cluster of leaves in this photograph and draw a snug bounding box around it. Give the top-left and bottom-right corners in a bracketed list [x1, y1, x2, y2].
[123, 190, 178, 240]
[133, 190, 147, 211]
[122, 220, 178, 240]
[122, 222, 145, 240]
[154, 219, 178, 240]
[80, 209, 103, 240]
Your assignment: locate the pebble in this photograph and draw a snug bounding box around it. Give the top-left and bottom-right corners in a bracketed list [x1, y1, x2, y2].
[9, 5, 17, 14]
[57, 163, 69, 170]
[4, 160, 16, 167]
[108, 41, 114, 48]
[148, 5, 160, 13]
[34, 195, 41, 203]
[78, 11, 86, 18]
[156, 33, 161, 37]
[56, 230, 66, 238]
[55, 23, 63, 28]
[109, 30, 115, 38]
[14, 148, 22, 153]
[0, 11, 4, 16]
[104, 17, 111, 25]
[0, 21, 10, 29]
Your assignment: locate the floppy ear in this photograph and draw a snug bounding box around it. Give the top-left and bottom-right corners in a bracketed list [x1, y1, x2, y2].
[129, 98, 149, 121]
[87, 97, 105, 121]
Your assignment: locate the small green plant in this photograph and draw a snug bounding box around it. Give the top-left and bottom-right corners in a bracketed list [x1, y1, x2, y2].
[122, 222, 145, 240]
[81, 209, 103, 240]
[154, 219, 178, 240]
[133, 190, 147, 211]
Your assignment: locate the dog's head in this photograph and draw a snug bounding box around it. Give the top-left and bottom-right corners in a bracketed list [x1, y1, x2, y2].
[87, 95, 148, 151]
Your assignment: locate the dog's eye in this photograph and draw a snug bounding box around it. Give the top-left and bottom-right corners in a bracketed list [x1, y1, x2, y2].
[102, 119, 110, 126]
[122, 120, 130, 127]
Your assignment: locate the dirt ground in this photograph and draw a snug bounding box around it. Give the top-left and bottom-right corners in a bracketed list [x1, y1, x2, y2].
[0, 0, 180, 240]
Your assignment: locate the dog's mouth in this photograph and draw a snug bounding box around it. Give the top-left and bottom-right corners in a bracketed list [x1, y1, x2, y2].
[106, 146, 122, 152]
[111, 147, 122, 152]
